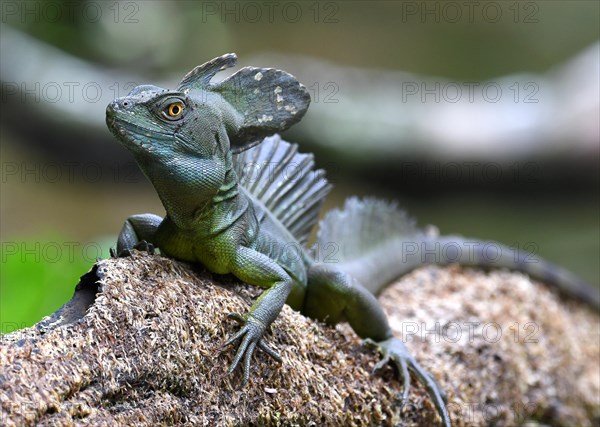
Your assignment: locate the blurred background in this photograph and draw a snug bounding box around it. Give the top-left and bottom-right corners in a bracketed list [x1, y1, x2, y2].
[1, 1, 598, 332]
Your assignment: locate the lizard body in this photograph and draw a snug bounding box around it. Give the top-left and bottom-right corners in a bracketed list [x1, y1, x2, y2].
[106, 54, 599, 427]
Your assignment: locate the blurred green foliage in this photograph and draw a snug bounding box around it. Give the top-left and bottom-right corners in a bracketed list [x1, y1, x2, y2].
[5, 1, 599, 78]
[0, 235, 113, 334]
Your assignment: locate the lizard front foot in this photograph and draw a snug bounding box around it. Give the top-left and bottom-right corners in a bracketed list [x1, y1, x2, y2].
[365, 337, 451, 427]
[221, 312, 282, 385]
[110, 240, 155, 258]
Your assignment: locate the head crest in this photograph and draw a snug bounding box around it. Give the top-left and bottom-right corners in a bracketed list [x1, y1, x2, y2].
[178, 53, 311, 153]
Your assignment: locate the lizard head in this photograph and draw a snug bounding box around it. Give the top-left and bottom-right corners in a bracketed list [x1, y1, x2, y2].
[106, 53, 311, 160]
[106, 83, 233, 160]
[106, 85, 190, 157]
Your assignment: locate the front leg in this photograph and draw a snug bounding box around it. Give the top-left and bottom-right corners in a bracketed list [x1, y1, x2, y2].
[222, 246, 294, 384]
[112, 213, 163, 256]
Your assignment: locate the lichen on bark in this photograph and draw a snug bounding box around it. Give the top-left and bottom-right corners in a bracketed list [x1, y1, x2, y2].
[1, 252, 598, 426]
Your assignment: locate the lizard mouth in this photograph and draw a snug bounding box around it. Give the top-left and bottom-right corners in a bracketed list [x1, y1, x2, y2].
[106, 116, 116, 131]
[105, 115, 127, 140]
[106, 115, 174, 155]
[105, 104, 120, 134]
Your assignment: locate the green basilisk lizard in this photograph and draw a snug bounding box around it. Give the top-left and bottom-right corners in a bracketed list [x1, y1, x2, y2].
[106, 53, 599, 427]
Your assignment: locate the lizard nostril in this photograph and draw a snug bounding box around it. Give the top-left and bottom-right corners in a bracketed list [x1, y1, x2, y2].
[122, 100, 130, 108]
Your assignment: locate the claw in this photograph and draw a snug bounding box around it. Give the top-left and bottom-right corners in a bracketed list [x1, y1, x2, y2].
[372, 354, 390, 373]
[366, 337, 451, 427]
[113, 248, 132, 258]
[133, 240, 155, 254]
[220, 312, 281, 385]
[242, 341, 257, 385]
[221, 328, 245, 350]
[258, 339, 283, 362]
[110, 240, 154, 258]
[228, 333, 252, 375]
[392, 353, 410, 402]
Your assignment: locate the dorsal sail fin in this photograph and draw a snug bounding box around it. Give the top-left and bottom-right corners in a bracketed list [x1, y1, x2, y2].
[317, 197, 421, 262]
[233, 134, 331, 246]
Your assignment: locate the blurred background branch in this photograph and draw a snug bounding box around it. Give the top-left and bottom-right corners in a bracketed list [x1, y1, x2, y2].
[1, 1, 598, 331]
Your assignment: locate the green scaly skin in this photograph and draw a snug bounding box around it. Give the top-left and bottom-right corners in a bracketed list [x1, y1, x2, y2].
[106, 54, 599, 427]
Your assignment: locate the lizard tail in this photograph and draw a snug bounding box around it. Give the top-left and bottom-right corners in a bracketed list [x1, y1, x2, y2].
[431, 235, 600, 310]
[316, 197, 600, 311]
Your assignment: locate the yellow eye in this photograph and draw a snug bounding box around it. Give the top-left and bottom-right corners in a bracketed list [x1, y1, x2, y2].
[167, 102, 184, 117]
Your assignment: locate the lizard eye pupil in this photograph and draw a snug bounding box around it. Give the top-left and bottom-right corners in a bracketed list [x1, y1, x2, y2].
[167, 102, 184, 118]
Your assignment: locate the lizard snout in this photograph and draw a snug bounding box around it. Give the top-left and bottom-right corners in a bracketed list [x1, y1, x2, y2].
[106, 100, 130, 132]
[106, 101, 117, 118]
[106, 99, 132, 116]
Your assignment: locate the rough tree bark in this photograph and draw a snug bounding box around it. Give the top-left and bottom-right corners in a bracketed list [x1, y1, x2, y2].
[1, 252, 598, 426]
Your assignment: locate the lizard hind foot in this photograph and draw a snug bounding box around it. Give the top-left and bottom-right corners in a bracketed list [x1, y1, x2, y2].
[221, 312, 282, 386]
[365, 337, 451, 427]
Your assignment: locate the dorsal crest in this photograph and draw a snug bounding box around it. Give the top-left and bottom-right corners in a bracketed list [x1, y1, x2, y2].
[233, 135, 331, 245]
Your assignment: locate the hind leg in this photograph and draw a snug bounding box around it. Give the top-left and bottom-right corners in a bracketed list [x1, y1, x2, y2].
[305, 264, 451, 427]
